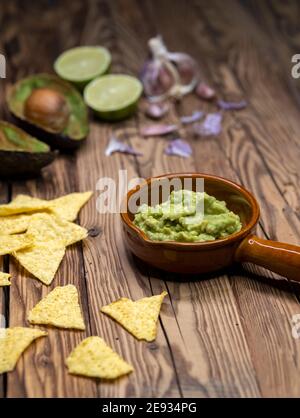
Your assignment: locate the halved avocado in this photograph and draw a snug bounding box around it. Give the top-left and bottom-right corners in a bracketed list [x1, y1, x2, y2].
[0, 121, 56, 177]
[7, 74, 89, 151]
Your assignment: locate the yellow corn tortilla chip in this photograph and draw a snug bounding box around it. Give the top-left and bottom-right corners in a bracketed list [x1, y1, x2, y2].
[22, 213, 88, 247]
[0, 272, 11, 286]
[101, 291, 168, 342]
[0, 327, 47, 374]
[0, 195, 49, 216]
[47, 214, 88, 246]
[50, 191, 93, 221]
[14, 242, 65, 285]
[0, 214, 31, 235]
[13, 213, 87, 285]
[28, 285, 85, 330]
[66, 336, 133, 379]
[0, 212, 87, 243]
[13, 214, 66, 285]
[0, 192, 92, 221]
[0, 233, 33, 256]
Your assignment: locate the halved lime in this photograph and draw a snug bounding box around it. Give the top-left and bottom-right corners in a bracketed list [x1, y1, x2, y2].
[54, 46, 111, 88]
[84, 74, 143, 121]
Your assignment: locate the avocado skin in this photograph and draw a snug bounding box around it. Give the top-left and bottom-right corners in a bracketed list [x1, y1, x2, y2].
[7, 74, 89, 152]
[9, 113, 85, 151]
[0, 149, 57, 178]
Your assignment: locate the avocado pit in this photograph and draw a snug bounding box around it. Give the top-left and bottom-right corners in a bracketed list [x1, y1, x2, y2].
[6, 74, 89, 150]
[24, 88, 70, 133]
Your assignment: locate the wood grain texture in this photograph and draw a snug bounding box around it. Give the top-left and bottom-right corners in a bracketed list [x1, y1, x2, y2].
[1, 0, 300, 398]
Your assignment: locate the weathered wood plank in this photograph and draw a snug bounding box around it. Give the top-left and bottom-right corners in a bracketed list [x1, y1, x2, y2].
[1, 0, 98, 398]
[6, 156, 98, 398]
[109, 0, 262, 397]
[75, 0, 181, 397]
[160, 0, 300, 397]
[194, 0, 300, 222]
[0, 48, 9, 398]
[1, 0, 300, 398]
[0, 182, 9, 399]
[110, 0, 300, 398]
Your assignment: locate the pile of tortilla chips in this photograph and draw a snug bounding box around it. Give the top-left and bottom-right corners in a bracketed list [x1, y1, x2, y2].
[0, 191, 92, 285]
[0, 190, 171, 382]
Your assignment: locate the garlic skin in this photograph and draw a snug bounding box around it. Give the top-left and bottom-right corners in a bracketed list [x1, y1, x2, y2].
[140, 58, 178, 102]
[144, 102, 169, 119]
[140, 124, 178, 137]
[196, 82, 216, 100]
[140, 36, 199, 102]
[24, 88, 70, 133]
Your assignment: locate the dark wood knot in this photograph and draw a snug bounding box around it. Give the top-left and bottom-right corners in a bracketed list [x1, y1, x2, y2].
[88, 226, 102, 237]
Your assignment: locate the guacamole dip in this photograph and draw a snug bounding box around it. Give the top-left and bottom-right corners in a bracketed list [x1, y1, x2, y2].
[133, 189, 242, 242]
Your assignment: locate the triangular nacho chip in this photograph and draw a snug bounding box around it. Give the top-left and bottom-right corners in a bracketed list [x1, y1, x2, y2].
[66, 336, 133, 379]
[101, 291, 168, 342]
[46, 214, 88, 246]
[50, 191, 93, 221]
[0, 191, 92, 221]
[13, 214, 66, 285]
[28, 285, 85, 330]
[14, 242, 65, 285]
[0, 327, 47, 373]
[21, 213, 88, 247]
[0, 212, 88, 242]
[0, 233, 33, 256]
[0, 272, 11, 286]
[13, 213, 87, 285]
[0, 195, 49, 216]
[0, 213, 31, 235]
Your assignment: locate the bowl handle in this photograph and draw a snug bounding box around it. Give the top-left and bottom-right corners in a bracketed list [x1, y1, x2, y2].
[235, 235, 300, 282]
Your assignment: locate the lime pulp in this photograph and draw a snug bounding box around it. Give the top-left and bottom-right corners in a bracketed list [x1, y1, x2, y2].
[54, 46, 111, 87]
[84, 74, 143, 121]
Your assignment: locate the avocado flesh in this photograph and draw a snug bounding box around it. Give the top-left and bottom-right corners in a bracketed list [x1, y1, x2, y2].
[0, 121, 56, 177]
[7, 74, 89, 149]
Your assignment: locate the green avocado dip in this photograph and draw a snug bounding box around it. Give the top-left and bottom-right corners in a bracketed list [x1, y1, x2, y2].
[133, 189, 242, 242]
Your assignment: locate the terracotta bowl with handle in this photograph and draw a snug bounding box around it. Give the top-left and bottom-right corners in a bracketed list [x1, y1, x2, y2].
[121, 173, 300, 280]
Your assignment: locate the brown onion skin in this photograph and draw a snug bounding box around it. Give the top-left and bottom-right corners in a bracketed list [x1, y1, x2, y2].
[24, 88, 70, 132]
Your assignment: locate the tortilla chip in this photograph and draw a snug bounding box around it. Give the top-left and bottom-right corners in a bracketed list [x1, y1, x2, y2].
[46, 214, 88, 246]
[66, 336, 133, 379]
[0, 212, 87, 243]
[0, 272, 11, 286]
[0, 233, 33, 256]
[0, 327, 47, 373]
[0, 195, 49, 216]
[13, 213, 87, 285]
[24, 212, 87, 246]
[28, 285, 85, 330]
[13, 214, 66, 285]
[14, 242, 65, 285]
[101, 291, 168, 342]
[50, 191, 93, 221]
[0, 192, 92, 221]
[0, 214, 31, 235]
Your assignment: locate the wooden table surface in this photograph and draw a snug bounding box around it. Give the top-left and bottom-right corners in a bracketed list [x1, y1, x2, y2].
[1, 0, 300, 398]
